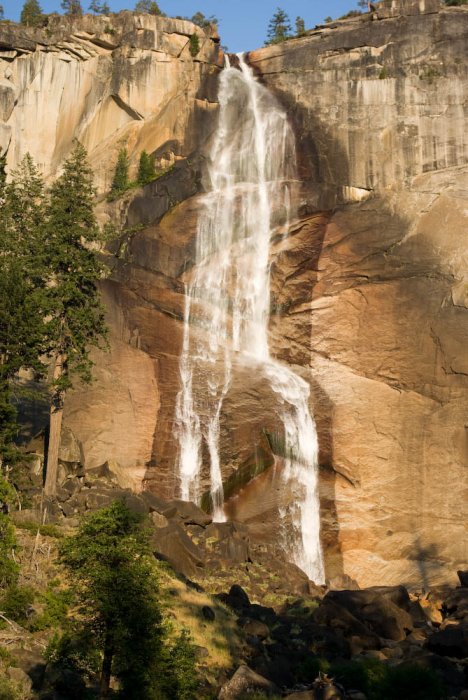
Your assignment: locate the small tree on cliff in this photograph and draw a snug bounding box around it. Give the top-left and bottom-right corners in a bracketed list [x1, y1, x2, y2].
[0, 6, 4, 20]
[43, 142, 107, 497]
[109, 148, 130, 197]
[89, 0, 110, 14]
[20, 0, 43, 26]
[137, 150, 154, 186]
[134, 0, 163, 15]
[295, 16, 306, 36]
[265, 7, 292, 45]
[61, 0, 83, 17]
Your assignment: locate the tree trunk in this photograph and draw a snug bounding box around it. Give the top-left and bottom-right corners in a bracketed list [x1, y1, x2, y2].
[99, 630, 113, 699]
[44, 355, 64, 497]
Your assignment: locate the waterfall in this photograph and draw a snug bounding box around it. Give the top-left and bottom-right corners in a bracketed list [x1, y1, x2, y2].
[174, 54, 324, 583]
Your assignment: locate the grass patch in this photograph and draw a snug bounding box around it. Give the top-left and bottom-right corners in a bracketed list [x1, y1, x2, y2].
[15, 520, 63, 538]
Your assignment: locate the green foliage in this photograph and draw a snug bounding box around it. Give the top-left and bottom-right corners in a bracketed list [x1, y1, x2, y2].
[0, 585, 35, 626]
[30, 585, 74, 631]
[329, 658, 444, 700]
[61, 0, 82, 16]
[88, 0, 110, 13]
[46, 628, 101, 678]
[45, 141, 108, 396]
[20, 0, 43, 26]
[0, 514, 19, 589]
[59, 501, 165, 698]
[0, 677, 21, 700]
[134, 0, 164, 15]
[324, 16, 333, 23]
[0, 154, 49, 468]
[110, 147, 130, 196]
[443, 0, 468, 4]
[265, 7, 292, 45]
[190, 11, 217, 29]
[158, 628, 199, 700]
[189, 33, 200, 57]
[0, 476, 16, 511]
[0, 6, 4, 21]
[14, 520, 62, 538]
[295, 16, 306, 36]
[137, 150, 155, 186]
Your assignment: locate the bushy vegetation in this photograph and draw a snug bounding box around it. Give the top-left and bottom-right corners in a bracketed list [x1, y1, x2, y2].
[108, 148, 173, 199]
[20, 0, 43, 26]
[264, 8, 308, 45]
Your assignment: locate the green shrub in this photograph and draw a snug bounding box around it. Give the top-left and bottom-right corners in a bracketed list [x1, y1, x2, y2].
[189, 34, 200, 57]
[0, 585, 35, 626]
[30, 586, 73, 631]
[0, 515, 19, 589]
[0, 677, 21, 700]
[377, 664, 444, 700]
[14, 520, 63, 538]
[158, 628, 199, 700]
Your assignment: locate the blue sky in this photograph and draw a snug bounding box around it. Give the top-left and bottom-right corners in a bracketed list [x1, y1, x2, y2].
[3, 1, 359, 51]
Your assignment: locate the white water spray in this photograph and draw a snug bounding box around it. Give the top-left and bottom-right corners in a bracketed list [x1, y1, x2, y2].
[174, 54, 324, 582]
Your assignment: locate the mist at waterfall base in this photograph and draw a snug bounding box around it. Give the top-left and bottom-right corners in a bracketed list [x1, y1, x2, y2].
[174, 55, 324, 584]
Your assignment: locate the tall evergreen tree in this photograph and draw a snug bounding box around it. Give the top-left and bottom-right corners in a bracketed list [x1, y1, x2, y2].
[61, 0, 83, 17]
[137, 150, 154, 186]
[43, 142, 107, 497]
[20, 0, 43, 26]
[265, 8, 292, 45]
[0, 155, 48, 471]
[110, 147, 130, 196]
[59, 502, 164, 699]
[0, 5, 4, 20]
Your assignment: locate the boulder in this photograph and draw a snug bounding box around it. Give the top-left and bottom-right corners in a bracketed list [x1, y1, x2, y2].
[151, 522, 205, 577]
[202, 605, 215, 622]
[169, 499, 212, 526]
[426, 624, 468, 658]
[458, 571, 468, 588]
[218, 665, 280, 700]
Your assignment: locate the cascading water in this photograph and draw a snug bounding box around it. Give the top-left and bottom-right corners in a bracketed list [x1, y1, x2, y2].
[174, 54, 324, 582]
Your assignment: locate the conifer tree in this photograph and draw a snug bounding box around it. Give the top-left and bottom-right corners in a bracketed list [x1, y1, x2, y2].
[0, 6, 4, 20]
[59, 502, 164, 698]
[20, 0, 43, 26]
[110, 147, 130, 196]
[137, 150, 154, 186]
[61, 0, 83, 17]
[134, 0, 163, 15]
[296, 16, 306, 36]
[265, 8, 292, 45]
[0, 155, 48, 470]
[43, 142, 107, 496]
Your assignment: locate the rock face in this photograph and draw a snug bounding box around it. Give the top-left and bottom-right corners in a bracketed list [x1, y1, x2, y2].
[247, 3, 468, 587]
[4, 5, 467, 588]
[0, 12, 221, 190]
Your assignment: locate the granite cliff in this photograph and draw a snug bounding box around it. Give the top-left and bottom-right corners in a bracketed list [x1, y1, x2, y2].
[1, 2, 467, 588]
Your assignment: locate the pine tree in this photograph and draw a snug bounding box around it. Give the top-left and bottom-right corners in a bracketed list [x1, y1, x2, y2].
[88, 0, 110, 14]
[134, 0, 163, 15]
[43, 142, 107, 497]
[20, 0, 43, 26]
[61, 0, 82, 17]
[0, 6, 4, 20]
[137, 150, 154, 186]
[59, 502, 164, 698]
[0, 154, 49, 471]
[295, 16, 306, 36]
[110, 147, 130, 196]
[265, 8, 292, 45]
